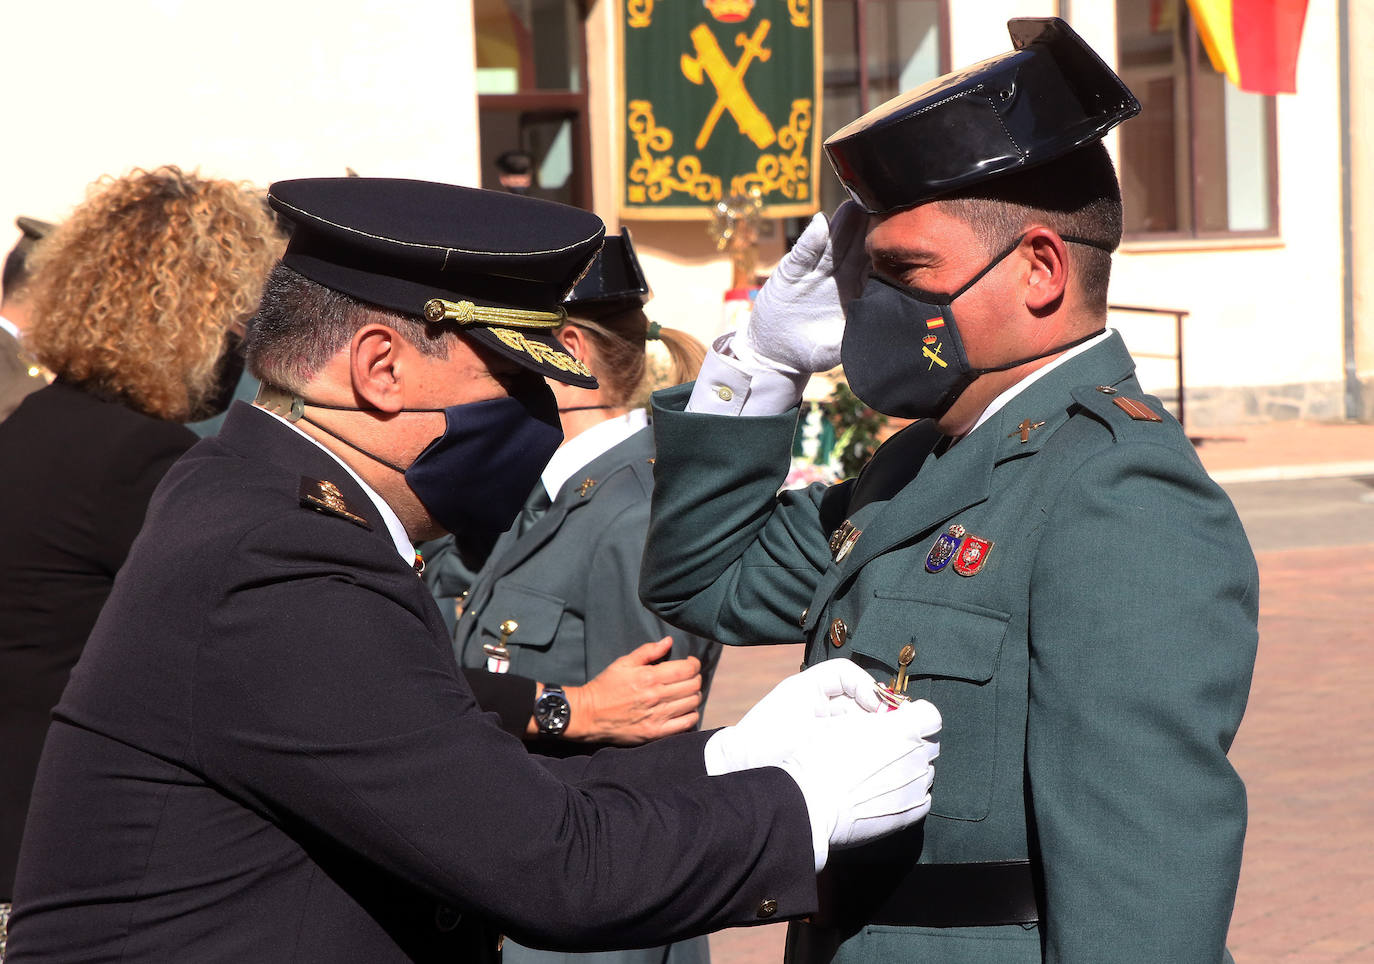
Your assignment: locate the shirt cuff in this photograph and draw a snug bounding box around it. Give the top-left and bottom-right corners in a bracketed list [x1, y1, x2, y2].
[685, 334, 808, 416]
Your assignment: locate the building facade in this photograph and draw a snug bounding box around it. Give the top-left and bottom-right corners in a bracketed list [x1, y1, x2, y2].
[4, 0, 1370, 426]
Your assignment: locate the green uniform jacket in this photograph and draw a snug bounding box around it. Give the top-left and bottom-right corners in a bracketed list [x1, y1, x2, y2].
[641, 335, 1258, 963]
[455, 426, 720, 964]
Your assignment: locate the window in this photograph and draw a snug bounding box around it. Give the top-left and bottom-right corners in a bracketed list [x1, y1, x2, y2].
[812, 0, 947, 217]
[475, 0, 591, 208]
[1115, 0, 1278, 239]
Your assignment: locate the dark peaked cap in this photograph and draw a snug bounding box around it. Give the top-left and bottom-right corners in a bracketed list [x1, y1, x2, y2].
[267, 177, 603, 388]
[824, 18, 1140, 214]
[565, 228, 651, 319]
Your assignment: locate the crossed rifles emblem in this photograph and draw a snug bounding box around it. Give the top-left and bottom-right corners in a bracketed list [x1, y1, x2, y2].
[681, 20, 776, 151]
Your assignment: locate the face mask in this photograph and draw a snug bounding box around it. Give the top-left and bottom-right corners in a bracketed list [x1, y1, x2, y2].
[298, 377, 563, 542]
[841, 234, 1110, 420]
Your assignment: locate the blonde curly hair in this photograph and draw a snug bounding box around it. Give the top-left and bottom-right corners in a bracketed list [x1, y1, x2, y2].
[26, 166, 283, 420]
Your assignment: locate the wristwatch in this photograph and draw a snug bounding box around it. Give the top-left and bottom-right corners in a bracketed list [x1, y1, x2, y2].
[534, 684, 572, 737]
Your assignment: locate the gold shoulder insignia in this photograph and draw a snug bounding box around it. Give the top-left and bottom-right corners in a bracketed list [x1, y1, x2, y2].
[1112, 397, 1164, 423]
[299, 477, 372, 529]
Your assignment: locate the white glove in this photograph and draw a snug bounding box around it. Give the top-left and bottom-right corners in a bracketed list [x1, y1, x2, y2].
[734, 200, 870, 376]
[779, 698, 941, 871]
[703, 658, 887, 776]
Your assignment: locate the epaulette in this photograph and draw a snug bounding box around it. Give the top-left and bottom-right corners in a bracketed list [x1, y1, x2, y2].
[1068, 384, 1167, 439]
[299, 477, 372, 530]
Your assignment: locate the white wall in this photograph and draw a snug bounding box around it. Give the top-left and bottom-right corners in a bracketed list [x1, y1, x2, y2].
[0, 0, 479, 266]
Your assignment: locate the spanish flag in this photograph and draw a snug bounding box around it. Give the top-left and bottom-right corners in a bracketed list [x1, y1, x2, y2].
[1185, 0, 1310, 94]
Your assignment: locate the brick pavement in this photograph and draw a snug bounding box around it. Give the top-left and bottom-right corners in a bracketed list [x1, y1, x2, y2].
[699, 420, 1374, 962]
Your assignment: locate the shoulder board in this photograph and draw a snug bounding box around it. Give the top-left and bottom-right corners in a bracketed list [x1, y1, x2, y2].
[1069, 384, 1169, 433]
[299, 476, 372, 530]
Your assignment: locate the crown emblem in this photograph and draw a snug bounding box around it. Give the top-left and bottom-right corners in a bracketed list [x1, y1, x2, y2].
[704, 0, 753, 22]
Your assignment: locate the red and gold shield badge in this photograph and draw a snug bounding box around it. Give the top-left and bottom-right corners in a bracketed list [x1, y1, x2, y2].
[952, 534, 993, 577]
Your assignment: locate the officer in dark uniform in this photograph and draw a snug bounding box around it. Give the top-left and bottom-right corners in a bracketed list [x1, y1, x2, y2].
[640, 19, 1258, 963]
[6, 177, 942, 963]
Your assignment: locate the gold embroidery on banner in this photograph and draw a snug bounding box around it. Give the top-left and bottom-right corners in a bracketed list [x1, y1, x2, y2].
[728, 99, 813, 201]
[488, 328, 593, 377]
[681, 20, 776, 151]
[626, 0, 653, 28]
[626, 100, 722, 204]
[786, 0, 810, 28]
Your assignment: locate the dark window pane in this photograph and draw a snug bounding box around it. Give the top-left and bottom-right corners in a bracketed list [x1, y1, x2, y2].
[863, 0, 941, 108]
[479, 109, 582, 206]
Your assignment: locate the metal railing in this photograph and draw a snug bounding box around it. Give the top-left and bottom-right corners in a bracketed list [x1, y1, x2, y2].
[1108, 303, 1191, 432]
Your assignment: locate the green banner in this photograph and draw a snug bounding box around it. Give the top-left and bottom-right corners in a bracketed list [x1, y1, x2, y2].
[621, 0, 821, 218]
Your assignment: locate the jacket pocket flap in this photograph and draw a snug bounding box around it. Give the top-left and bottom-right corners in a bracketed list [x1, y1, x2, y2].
[850, 594, 1009, 683]
[478, 583, 565, 650]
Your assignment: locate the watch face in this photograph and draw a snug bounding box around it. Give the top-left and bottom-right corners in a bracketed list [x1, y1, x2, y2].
[536, 690, 571, 735]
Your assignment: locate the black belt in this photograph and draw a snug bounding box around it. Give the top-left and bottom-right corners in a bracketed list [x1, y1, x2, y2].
[816, 859, 1041, 929]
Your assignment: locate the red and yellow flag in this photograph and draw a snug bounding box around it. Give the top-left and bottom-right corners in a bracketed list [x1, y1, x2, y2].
[1185, 0, 1310, 94]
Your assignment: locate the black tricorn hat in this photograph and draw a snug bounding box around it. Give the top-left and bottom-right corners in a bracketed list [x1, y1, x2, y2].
[824, 18, 1140, 215]
[267, 177, 603, 388]
[564, 228, 651, 319]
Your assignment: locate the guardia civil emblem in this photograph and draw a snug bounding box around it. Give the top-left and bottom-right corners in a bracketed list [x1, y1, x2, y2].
[925, 524, 965, 573]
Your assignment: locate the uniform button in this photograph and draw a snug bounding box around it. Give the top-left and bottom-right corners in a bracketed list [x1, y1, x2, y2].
[756, 898, 779, 919]
[1096, 385, 1117, 394]
[434, 904, 462, 932]
[799, 607, 809, 627]
[828, 618, 848, 648]
[715, 385, 734, 401]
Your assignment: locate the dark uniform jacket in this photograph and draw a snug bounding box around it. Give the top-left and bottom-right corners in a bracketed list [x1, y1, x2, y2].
[454, 427, 720, 714]
[7, 402, 816, 963]
[641, 335, 1258, 963]
[0, 380, 196, 899]
[454, 426, 721, 964]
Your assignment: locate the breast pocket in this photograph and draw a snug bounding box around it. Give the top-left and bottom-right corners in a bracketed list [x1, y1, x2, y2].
[850, 592, 1010, 822]
[476, 583, 566, 655]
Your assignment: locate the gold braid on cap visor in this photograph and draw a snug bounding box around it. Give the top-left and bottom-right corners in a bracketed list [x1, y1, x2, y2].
[423, 297, 566, 330]
[422, 298, 592, 377]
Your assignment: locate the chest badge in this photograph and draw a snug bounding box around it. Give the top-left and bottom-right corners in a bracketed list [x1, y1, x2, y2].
[925, 524, 965, 573]
[1008, 418, 1046, 443]
[829, 520, 862, 563]
[952, 534, 994, 577]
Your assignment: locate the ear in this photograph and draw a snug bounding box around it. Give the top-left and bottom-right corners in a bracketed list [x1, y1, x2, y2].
[349, 324, 406, 414]
[1022, 228, 1069, 313]
[555, 324, 588, 363]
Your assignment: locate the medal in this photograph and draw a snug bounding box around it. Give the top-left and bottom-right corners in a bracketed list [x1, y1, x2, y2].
[925, 524, 966, 573]
[952, 534, 993, 577]
[484, 619, 518, 674]
[828, 520, 862, 562]
[876, 644, 917, 710]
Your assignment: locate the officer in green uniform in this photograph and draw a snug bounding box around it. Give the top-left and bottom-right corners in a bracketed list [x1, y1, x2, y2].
[640, 19, 1258, 963]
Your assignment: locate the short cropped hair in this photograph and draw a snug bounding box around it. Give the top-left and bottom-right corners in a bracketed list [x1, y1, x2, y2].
[934, 142, 1123, 313]
[246, 264, 449, 391]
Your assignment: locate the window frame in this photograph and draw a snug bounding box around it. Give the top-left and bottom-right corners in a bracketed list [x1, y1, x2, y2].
[475, 0, 594, 209]
[1116, 4, 1281, 243]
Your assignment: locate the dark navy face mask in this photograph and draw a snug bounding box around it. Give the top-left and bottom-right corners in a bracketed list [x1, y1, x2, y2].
[300, 377, 563, 542]
[841, 234, 1110, 420]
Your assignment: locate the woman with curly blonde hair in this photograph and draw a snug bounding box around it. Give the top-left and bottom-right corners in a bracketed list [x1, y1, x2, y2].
[0, 166, 281, 923]
[25, 166, 281, 421]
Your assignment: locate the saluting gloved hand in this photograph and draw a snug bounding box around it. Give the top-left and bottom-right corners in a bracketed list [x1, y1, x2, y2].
[732, 200, 870, 376]
[779, 699, 941, 872]
[703, 658, 887, 776]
